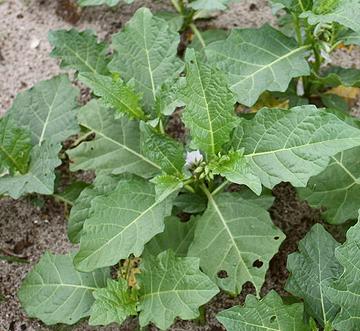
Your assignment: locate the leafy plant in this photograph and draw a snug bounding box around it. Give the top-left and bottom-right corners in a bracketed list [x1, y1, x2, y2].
[1, 1, 360, 330]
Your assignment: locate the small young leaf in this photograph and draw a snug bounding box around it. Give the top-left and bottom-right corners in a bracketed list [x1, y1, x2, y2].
[154, 78, 185, 116]
[144, 216, 196, 257]
[140, 122, 185, 176]
[18, 252, 109, 325]
[67, 100, 160, 177]
[325, 214, 360, 331]
[89, 279, 137, 326]
[301, 0, 360, 32]
[180, 49, 237, 156]
[174, 192, 208, 213]
[138, 250, 219, 330]
[0, 141, 61, 199]
[68, 174, 122, 243]
[151, 174, 183, 201]
[233, 105, 360, 190]
[74, 176, 177, 272]
[109, 8, 183, 108]
[0, 116, 32, 174]
[205, 25, 310, 106]
[217, 290, 308, 331]
[209, 150, 262, 195]
[7, 75, 79, 146]
[48, 29, 110, 75]
[298, 147, 360, 224]
[188, 192, 285, 294]
[286, 224, 342, 326]
[79, 73, 145, 119]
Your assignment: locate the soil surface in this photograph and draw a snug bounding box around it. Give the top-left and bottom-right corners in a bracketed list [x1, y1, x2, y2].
[0, 0, 360, 330]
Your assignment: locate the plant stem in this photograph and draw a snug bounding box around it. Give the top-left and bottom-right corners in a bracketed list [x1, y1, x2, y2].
[190, 23, 205, 48]
[211, 180, 229, 196]
[292, 13, 303, 45]
[200, 183, 212, 200]
[170, 0, 182, 13]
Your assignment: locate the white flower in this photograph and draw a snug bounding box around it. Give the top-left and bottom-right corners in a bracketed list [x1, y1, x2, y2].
[185, 150, 203, 167]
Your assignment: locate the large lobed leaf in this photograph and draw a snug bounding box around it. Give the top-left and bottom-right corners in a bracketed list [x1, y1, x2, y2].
[0, 141, 62, 199]
[217, 290, 308, 331]
[325, 213, 360, 331]
[74, 176, 177, 272]
[68, 173, 122, 243]
[286, 224, 342, 326]
[109, 8, 183, 109]
[18, 252, 109, 325]
[298, 147, 360, 224]
[180, 49, 237, 156]
[67, 100, 160, 177]
[7, 75, 79, 146]
[138, 250, 219, 330]
[188, 192, 285, 294]
[205, 24, 309, 106]
[144, 216, 196, 257]
[49, 29, 110, 75]
[233, 105, 360, 191]
[0, 116, 32, 174]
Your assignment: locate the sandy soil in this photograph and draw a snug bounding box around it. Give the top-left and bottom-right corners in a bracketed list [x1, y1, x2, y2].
[0, 0, 359, 330]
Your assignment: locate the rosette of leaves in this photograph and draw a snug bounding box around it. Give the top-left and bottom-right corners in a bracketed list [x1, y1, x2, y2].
[6, 5, 360, 330]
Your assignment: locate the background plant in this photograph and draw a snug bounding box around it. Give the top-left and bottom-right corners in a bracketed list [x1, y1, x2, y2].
[1, 0, 360, 330]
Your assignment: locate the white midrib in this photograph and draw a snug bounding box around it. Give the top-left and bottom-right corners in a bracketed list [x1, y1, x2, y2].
[207, 192, 255, 285]
[230, 45, 309, 88]
[245, 136, 360, 158]
[194, 58, 215, 155]
[63, 44, 97, 74]
[81, 124, 161, 170]
[332, 155, 360, 184]
[142, 22, 156, 102]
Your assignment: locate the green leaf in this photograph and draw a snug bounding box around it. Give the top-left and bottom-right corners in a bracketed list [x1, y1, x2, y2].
[151, 174, 183, 201]
[89, 279, 137, 326]
[286, 224, 342, 326]
[154, 77, 185, 116]
[301, 0, 360, 32]
[174, 192, 208, 213]
[318, 67, 360, 88]
[325, 214, 360, 330]
[180, 49, 237, 156]
[68, 173, 122, 243]
[236, 187, 275, 210]
[321, 94, 349, 112]
[233, 105, 360, 190]
[7, 75, 79, 145]
[0, 141, 62, 199]
[54, 181, 90, 206]
[205, 25, 310, 106]
[109, 8, 183, 109]
[188, 0, 229, 10]
[0, 116, 32, 174]
[188, 192, 285, 294]
[217, 290, 308, 331]
[74, 176, 176, 272]
[77, 0, 133, 6]
[138, 250, 219, 330]
[190, 29, 229, 51]
[209, 150, 262, 195]
[140, 122, 185, 176]
[67, 100, 160, 177]
[48, 29, 109, 75]
[18, 252, 109, 325]
[144, 216, 196, 257]
[298, 147, 360, 224]
[79, 73, 145, 120]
